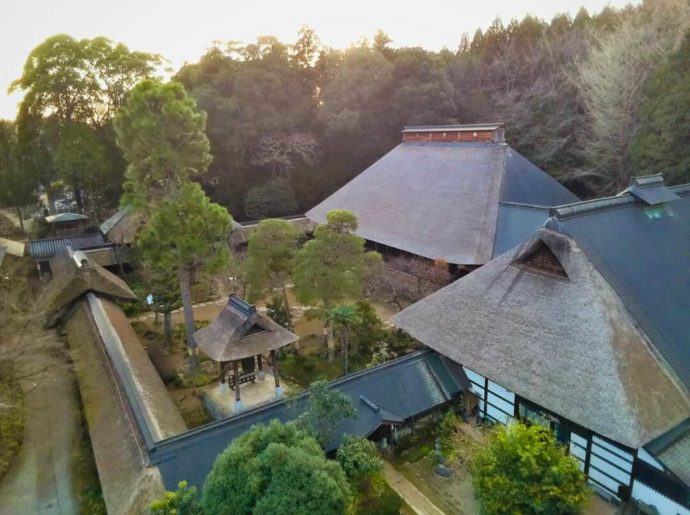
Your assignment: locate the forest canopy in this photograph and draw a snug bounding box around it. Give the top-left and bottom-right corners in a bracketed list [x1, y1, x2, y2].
[4, 0, 690, 221]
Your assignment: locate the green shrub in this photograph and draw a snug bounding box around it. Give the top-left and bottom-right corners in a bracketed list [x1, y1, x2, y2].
[336, 435, 383, 481]
[473, 422, 589, 515]
[202, 421, 350, 515]
[353, 474, 403, 515]
[174, 320, 210, 344]
[148, 481, 202, 514]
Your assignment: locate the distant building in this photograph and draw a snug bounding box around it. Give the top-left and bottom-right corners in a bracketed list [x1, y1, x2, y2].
[394, 175, 690, 513]
[307, 124, 578, 270]
[29, 231, 112, 278]
[44, 212, 90, 237]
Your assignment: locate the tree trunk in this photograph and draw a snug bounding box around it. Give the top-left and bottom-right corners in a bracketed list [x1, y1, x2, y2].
[343, 326, 350, 375]
[282, 284, 301, 353]
[326, 319, 335, 362]
[163, 311, 172, 348]
[281, 284, 293, 330]
[15, 206, 24, 234]
[74, 187, 84, 212]
[178, 266, 198, 371]
[46, 185, 56, 214]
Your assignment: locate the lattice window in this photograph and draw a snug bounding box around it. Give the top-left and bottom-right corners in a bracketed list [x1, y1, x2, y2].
[516, 244, 568, 279]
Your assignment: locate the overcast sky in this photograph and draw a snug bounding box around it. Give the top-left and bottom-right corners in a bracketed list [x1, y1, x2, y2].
[1, 0, 635, 120]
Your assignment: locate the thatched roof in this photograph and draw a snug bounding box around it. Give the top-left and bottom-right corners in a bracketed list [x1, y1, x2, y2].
[0, 237, 26, 257]
[307, 136, 577, 265]
[40, 246, 136, 327]
[195, 295, 298, 362]
[393, 228, 690, 448]
[100, 207, 146, 245]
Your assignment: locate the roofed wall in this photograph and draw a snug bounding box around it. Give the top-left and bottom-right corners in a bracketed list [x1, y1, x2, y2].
[66, 300, 167, 515]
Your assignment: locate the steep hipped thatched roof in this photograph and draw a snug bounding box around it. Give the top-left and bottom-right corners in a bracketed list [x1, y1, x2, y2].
[40, 246, 136, 327]
[195, 295, 298, 362]
[393, 228, 690, 448]
[307, 131, 577, 265]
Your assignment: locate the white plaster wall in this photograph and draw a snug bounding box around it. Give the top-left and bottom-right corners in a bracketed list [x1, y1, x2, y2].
[632, 481, 690, 515]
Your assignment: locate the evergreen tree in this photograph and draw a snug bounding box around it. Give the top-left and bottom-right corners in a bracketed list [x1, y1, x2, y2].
[202, 421, 350, 515]
[293, 210, 381, 360]
[243, 218, 299, 328]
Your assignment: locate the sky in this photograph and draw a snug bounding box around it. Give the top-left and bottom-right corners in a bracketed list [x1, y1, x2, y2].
[1, 0, 635, 120]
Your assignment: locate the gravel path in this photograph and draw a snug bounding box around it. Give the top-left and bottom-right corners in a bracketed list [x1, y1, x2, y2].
[383, 461, 446, 515]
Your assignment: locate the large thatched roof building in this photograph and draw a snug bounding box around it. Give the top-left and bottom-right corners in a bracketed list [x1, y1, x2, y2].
[393, 175, 690, 512]
[307, 124, 578, 266]
[39, 246, 136, 327]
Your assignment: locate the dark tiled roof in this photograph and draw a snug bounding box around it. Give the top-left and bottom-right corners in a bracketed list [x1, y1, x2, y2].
[645, 418, 690, 486]
[493, 203, 551, 257]
[29, 232, 108, 259]
[152, 350, 466, 491]
[552, 186, 690, 391]
[500, 149, 579, 206]
[626, 174, 681, 206]
[306, 141, 577, 265]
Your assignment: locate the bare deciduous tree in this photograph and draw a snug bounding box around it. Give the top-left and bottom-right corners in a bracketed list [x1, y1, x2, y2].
[251, 133, 320, 179]
[574, 0, 690, 192]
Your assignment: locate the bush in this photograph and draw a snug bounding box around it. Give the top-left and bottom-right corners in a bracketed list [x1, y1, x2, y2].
[148, 481, 202, 515]
[266, 296, 289, 328]
[202, 421, 350, 515]
[174, 320, 210, 344]
[353, 474, 403, 515]
[336, 435, 383, 481]
[244, 178, 298, 220]
[473, 422, 589, 515]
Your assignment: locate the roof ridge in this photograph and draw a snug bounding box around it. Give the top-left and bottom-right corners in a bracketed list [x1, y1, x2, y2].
[549, 194, 637, 220]
[403, 123, 504, 131]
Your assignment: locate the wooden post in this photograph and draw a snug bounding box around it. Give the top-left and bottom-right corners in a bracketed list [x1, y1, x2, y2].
[271, 350, 283, 398]
[233, 361, 242, 410]
[257, 354, 263, 370]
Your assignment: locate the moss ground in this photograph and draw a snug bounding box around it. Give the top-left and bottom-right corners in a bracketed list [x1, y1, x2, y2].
[0, 360, 24, 482]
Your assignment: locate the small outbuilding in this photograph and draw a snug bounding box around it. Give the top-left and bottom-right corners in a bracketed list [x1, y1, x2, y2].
[44, 212, 90, 237]
[194, 295, 299, 411]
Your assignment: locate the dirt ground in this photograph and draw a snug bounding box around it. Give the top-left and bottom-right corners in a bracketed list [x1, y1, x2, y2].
[0, 329, 84, 514]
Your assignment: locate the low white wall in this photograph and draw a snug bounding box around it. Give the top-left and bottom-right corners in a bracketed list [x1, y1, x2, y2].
[632, 480, 690, 515]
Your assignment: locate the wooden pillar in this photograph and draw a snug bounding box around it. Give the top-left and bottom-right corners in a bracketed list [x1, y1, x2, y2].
[257, 354, 263, 370]
[233, 361, 242, 410]
[219, 362, 228, 394]
[271, 350, 283, 398]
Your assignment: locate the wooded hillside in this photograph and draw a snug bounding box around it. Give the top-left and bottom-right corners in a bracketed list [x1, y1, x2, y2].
[3, 0, 690, 220]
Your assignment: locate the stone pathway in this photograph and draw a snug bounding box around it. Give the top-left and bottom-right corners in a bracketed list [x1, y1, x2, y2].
[0, 330, 81, 515]
[383, 461, 446, 515]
